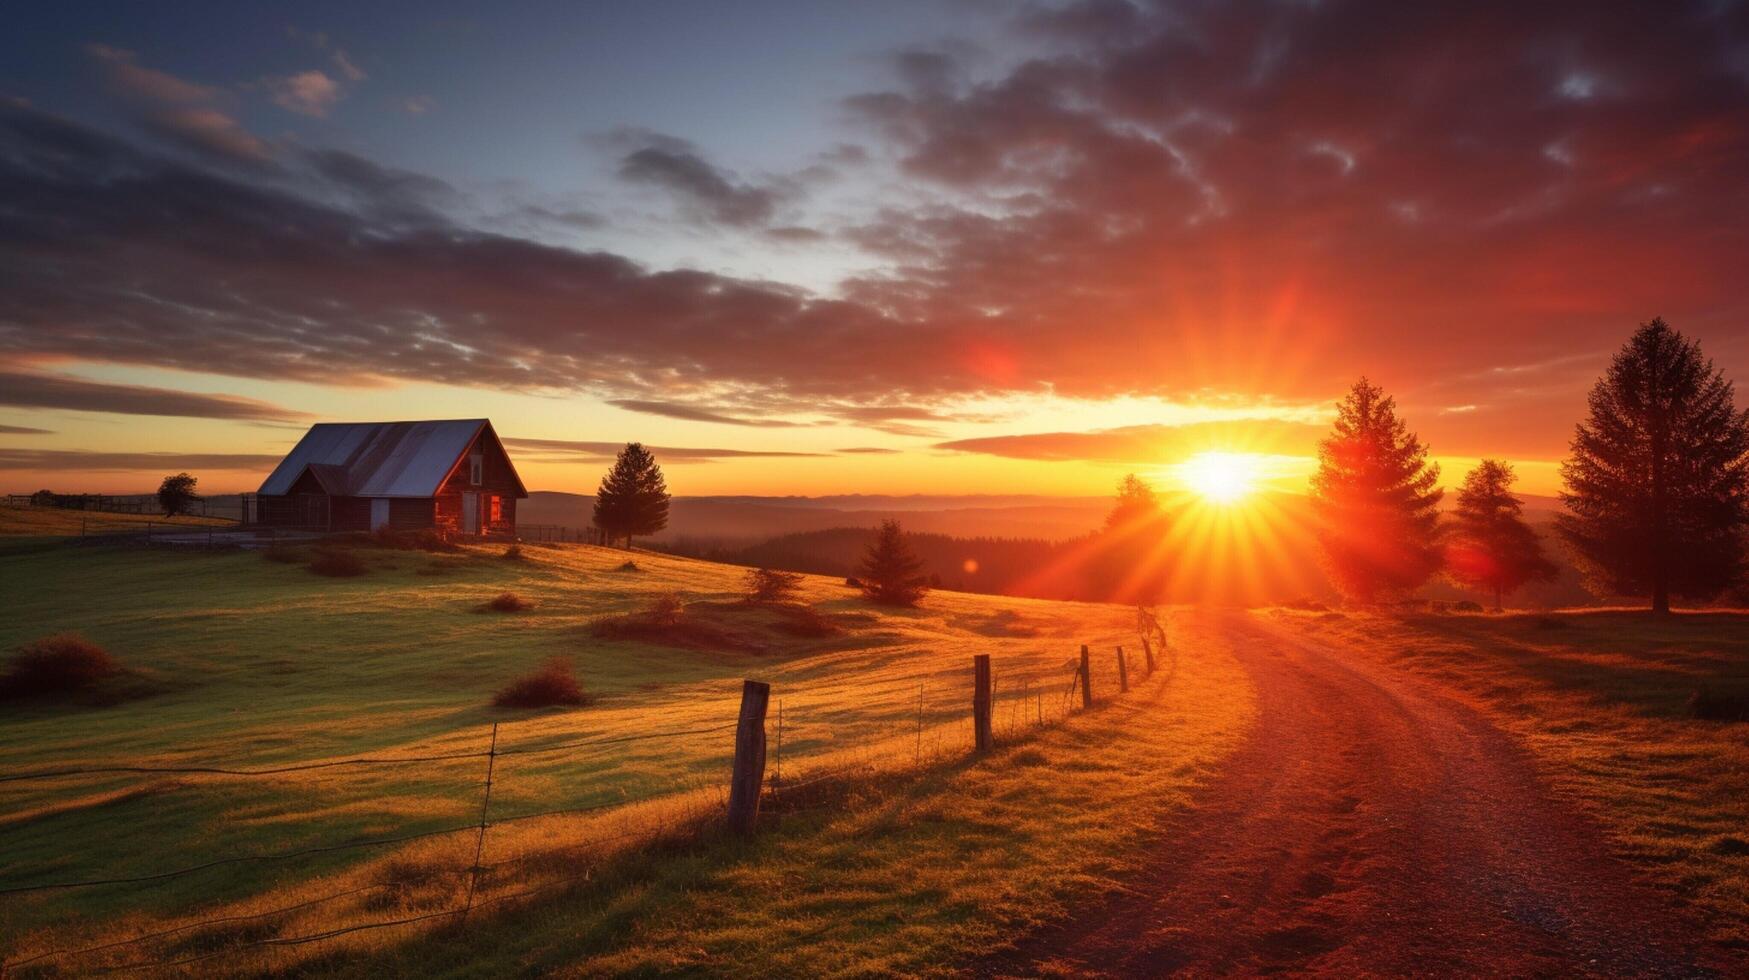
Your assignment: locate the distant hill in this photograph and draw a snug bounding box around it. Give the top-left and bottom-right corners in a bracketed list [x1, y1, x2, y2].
[518, 491, 1110, 544]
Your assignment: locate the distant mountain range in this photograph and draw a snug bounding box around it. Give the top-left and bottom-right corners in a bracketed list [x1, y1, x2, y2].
[518, 491, 1115, 543]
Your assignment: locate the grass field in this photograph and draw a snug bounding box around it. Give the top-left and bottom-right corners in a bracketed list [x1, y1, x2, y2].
[1264, 607, 1749, 948]
[0, 517, 1253, 974]
[0, 503, 233, 539]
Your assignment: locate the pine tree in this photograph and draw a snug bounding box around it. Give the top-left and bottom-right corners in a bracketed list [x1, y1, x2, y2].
[157, 472, 200, 517]
[858, 519, 928, 606]
[1557, 319, 1749, 612]
[591, 443, 670, 548]
[1446, 460, 1557, 610]
[1309, 378, 1444, 603]
[1090, 473, 1172, 603]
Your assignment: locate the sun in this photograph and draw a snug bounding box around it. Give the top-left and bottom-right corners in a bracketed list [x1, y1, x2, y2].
[1178, 451, 1264, 504]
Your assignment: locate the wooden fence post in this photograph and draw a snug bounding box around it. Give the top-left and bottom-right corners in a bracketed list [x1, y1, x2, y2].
[1079, 645, 1093, 709]
[727, 679, 771, 835]
[972, 654, 993, 753]
[1141, 636, 1156, 674]
[1117, 646, 1130, 693]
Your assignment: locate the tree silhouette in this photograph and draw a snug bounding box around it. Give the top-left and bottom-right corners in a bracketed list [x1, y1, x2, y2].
[1090, 473, 1173, 603]
[591, 443, 670, 548]
[157, 472, 199, 517]
[1309, 378, 1444, 603]
[1446, 460, 1557, 610]
[858, 519, 928, 606]
[1557, 319, 1749, 613]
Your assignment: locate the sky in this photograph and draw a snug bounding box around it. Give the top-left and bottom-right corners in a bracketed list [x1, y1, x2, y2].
[3, 0, 1748, 498]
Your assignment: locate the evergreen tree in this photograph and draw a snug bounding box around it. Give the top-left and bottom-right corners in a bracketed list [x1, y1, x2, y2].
[592, 443, 670, 548]
[1090, 473, 1172, 603]
[1309, 378, 1444, 603]
[157, 472, 200, 517]
[858, 519, 928, 606]
[1446, 460, 1557, 610]
[1557, 319, 1749, 612]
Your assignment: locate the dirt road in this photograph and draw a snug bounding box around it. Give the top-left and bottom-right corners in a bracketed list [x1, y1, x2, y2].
[984, 611, 1734, 977]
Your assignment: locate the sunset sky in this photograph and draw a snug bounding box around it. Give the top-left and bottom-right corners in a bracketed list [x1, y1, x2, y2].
[3, 1, 1747, 498]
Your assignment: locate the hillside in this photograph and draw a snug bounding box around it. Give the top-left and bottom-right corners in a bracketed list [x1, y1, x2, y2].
[0, 529, 1250, 974]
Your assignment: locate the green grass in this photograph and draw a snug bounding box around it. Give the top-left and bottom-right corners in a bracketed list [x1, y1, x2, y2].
[0, 527, 1253, 973]
[1263, 606, 1749, 948]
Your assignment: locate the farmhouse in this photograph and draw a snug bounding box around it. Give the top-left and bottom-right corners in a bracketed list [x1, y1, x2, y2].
[254, 419, 526, 536]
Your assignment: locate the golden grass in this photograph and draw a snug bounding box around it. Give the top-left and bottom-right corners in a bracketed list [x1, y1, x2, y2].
[1262, 606, 1749, 948]
[0, 504, 232, 538]
[0, 537, 1255, 974]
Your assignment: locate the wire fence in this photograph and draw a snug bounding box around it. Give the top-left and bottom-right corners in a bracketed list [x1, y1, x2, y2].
[0, 611, 1176, 976]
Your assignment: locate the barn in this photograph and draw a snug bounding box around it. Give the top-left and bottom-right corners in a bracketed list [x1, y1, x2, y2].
[254, 419, 527, 536]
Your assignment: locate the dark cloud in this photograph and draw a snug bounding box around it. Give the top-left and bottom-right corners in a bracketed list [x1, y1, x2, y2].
[0, 448, 282, 471]
[0, 425, 53, 435]
[934, 420, 1326, 463]
[85, 43, 270, 164]
[501, 437, 827, 462]
[613, 131, 788, 227]
[0, 370, 309, 422]
[606, 399, 808, 428]
[13, 1, 1749, 432]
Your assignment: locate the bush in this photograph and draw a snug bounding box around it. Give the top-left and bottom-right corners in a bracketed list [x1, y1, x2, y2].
[493, 657, 590, 709]
[1690, 687, 1749, 722]
[744, 567, 803, 603]
[844, 576, 863, 589]
[261, 544, 305, 564]
[0, 634, 120, 699]
[617, 560, 640, 572]
[502, 544, 524, 560]
[365, 528, 459, 552]
[772, 603, 842, 638]
[648, 592, 683, 625]
[483, 592, 533, 613]
[308, 548, 368, 578]
[1452, 600, 1484, 613]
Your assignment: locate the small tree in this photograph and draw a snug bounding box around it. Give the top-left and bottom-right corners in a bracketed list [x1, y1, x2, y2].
[1446, 460, 1557, 610]
[1309, 378, 1444, 603]
[858, 519, 928, 606]
[744, 567, 803, 603]
[157, 473, 200, 517]
[30, 489, 56, 507]
[1089, 473, 1172, 603]
[591, 443, 670, 548]
[1558, 318, 1749, 612]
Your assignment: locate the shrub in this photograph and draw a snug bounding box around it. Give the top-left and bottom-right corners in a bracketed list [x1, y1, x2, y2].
[367, 528, 459, 552]
[648, 592, 683, 625]
[744, 567, 803, 603]
[261, 544, 305, 564]
[308, 548, 368, 578]
[0, 634, 120, 699]
[772, 603, 842, 638]
[1690, 687, 1749, 723]
[1452, 600, 1484, 613]
[483, 592, 533, 613]
[617, 560, 640, 572]
[844, 576, 863, 589]
[493, 657, 590, 709]
[502, 544, 524, 560]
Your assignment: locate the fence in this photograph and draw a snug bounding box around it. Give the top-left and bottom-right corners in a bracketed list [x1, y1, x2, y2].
[0, 611, 1175, 975]
[5, 494, 250, 522]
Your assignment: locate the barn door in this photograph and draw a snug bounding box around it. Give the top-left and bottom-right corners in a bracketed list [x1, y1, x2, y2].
[462, 492, 479, 534]
[370, 498, 391, 531]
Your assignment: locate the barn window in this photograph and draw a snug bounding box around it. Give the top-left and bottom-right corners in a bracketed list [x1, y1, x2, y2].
[469, 453, 483, 485]
[490, 495, 503, 523]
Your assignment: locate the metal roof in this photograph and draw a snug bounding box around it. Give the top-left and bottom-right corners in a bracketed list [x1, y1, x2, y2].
[259, 419, 496, 498]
